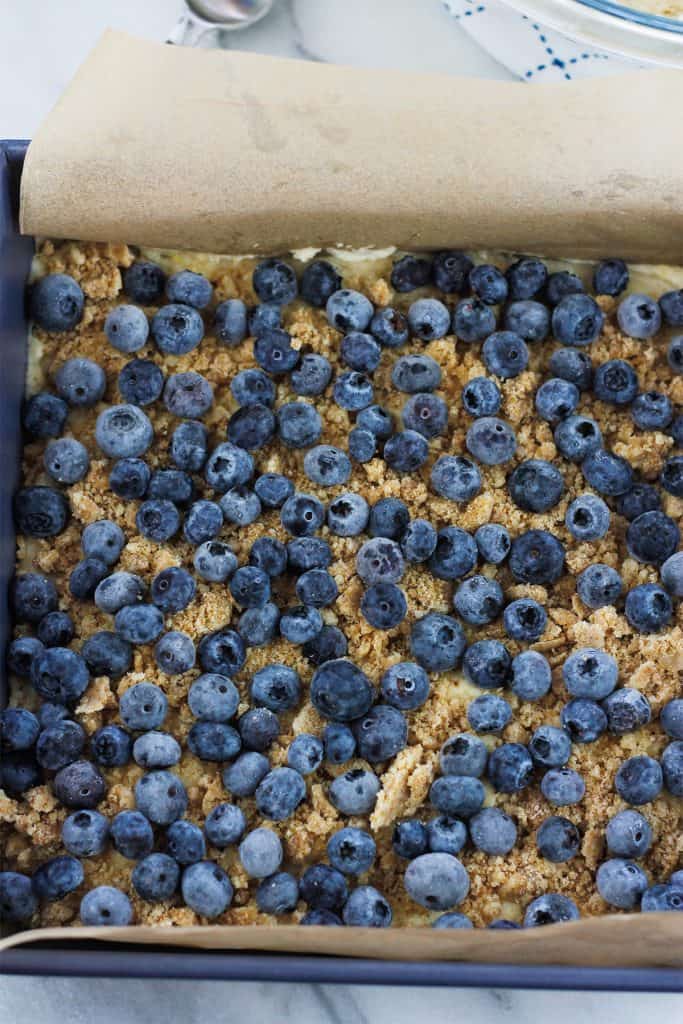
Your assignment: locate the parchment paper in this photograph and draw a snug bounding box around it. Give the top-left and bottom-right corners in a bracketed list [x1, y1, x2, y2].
[18, 30, 683, 262]
[9, 29, 683, 967]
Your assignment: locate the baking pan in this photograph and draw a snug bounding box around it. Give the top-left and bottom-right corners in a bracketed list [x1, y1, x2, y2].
[1, 138, 682, 990]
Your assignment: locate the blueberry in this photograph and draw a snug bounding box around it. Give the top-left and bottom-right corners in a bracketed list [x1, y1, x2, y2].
[541, 767, 586, 806]
[152, 303, 204, 355]
[164, 371, 213, 419]
[250, 664, 300, 714]
[510, 529, 565, 585]
[432, 250, 472, 293]
[625, 583, 672, 633]
[404, 853, 469, 911]
[228, 566, 270, 610]
[463, 639, 511, 689]
[301, 259, 342, 307]
[327, 492, 370, 536]
[357, 537, 404, 585]
[290, 353, 333, 396]
[353, 704, 407, 762]
[582, 448, 633, 497]
[118, 360, 164, 413]
[668, 335, 683, 374]
[32, 855, 84, 902]
[169, 421, 208, 474]
[327, 289, 373, 332]
[1, 752, 41, 795]
[597, 858, 648, 909]
[552, 293, 604, 347]
[328, 827, 376, 876]
[288, 536, 332, 571]
[323, 723, 357, 765]
[151, 566, 196, 613]
[136, 499, 180, 543]
[549, 347, 593, 390]
[12, 573, 58, 624]
[14, 486, 69, 538]
[91, 724, 132, 766]
[277, 402, 323, 449]
[165, 269, 212, 309]
[504, 598, 548, 642]
[303, 445, 351, 487]
[402, 392, 448, 439]
[36, 719, 85, 771]
[287, 733, 324, 775]
[120, 682, 167, 730]
[563, 647, 618, 701]
[299, 864, 348, 913]
[368, 497, 410, 539]
[110, 809, 154, 859]
[256, 872, 300, 915]
[187, 674, 238, 724]
[489, 919, 521, 930]
[467, 693, 512, 734]
[296, 569, 339, 609]
[642, 884, 683, 913]
[62, 810, 110, 858]
[469, 263, 508, 305]
[428, 527, 478, 581]
[304, 625, 348, 666]
[135, 770, 188, 825]
[333, 371, 374, 412]
[430, 775, 484, 819]
[361, 582, 407, 630]
[524, 893, 579, 927]
[391, 255, 432, 292]
[239, 827, 283, 879]
[546, 271, 584, 306]
[80, 885, 133, 926]
[401, 519, 437, 562]
[565, 493, 611, 542]
[132, 852, 180, 903]
[182, 500, 223, 546]
[343, 886, 392, 928]
[392, 819, 429, 859]
[660, 290, 683, 326]
[43, 437, 89, 484]
[661, 698, 683, 739]
[109, 457, 151, 499]
[535, 379, 580, 426]
[112, 284, 159, 337]
[504, 300, 550, 343]
[606, 810, 652, 858]
[410, 612, 466, 672]
[22, 391, 69, 439]
[577, 563, 623, 610]
[181, 861, 233, 918]
[427, 816, 468, 855]
[662, 455, 683, 497]
[250, 304, 283, 338]
[53, 759, 106, 809]
[632, 390, 673, 431]
[454, 575, 504, 626]
[124, 260, 166, 304]
[628, 510, 680, 567]
[462, 376, 501, 418]
[213, 298, 247, 346]
[95, 404, 153, 458]
[329, 768, 379, 815]
[453, 297, 496, 343]
[188, 720, 241, 761]
[593, 258, 628, 296]
[255, 767, 306, 821]
[154, 631, 196, 676]
[470, 807, 517, 855]
[238, 603, 281, 648]
[554, 415, 602, 463]
[508, 651, 551, 703]
[482, 331, 529, 379]
[466, 417, 517, 465]
[529, 725, 571, 768]
[662, 741, 683, 796]
[204, 803, 246, 847]
[254, 328, 300, 374]
[506, 257, 547, 300]
[431, 455, 481, 504]
[508, 459, 564, 513]
[440, 734, 488, 778]
[30, 647, 89, 703]
[7, 636, 44, 677]
[561, 698, 607, 744]
[0, 708, 39, 752]
[615, 755, 663, 805]
[487, 743, 533, 793]
[300, 909, 343, 926]
[253, 258, 297, 305]
[370, 307, 409, 348]
[223, 752, 270, 798]
[81, 631, 132, 678]
[310, 658, 374, 721]
[341, 331, 381, 372]
[381, 661, 430, 711]
[279, 605, 323, 644]
[227, 403, 276, 451]
[255, 473, 294, 509]
[218, 485, 261, 526]
[31, 273, 84, 331]
[69, 557, 108, 601]
[407, 298, 450, 341]
[617, 293, 661, 339]
[391, 354, 442, 394]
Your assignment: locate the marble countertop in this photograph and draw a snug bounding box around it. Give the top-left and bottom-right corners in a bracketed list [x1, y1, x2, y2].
[0, 2, 680, 1022]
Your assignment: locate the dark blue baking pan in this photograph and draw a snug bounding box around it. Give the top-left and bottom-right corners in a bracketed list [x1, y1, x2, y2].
[1, 139, 682, 989]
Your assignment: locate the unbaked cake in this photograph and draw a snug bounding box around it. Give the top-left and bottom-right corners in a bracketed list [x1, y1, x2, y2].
[1, 241, 682, 932]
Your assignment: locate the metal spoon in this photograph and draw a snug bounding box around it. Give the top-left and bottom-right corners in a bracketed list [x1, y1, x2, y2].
[167, 0, 274, 46]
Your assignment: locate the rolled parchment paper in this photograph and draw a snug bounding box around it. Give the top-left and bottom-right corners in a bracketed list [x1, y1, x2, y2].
[19, 30, 683, 261]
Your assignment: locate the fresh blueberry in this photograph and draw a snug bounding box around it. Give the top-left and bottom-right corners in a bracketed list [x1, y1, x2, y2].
[95, 404, 153, 459]
[239, 828, 283, 879]
[662, 455, 683, 497]
[391, 354, 442, 394]
[469, 263, 508, 304]
[510, 529, 565, 585]
[81, 631, 132, 678]
[214, 298, 247, 346]
[661, 698, 683, 739]
[632, 390, 673, 431]
[287, 537, 332, 572]
[470, 807, 517, 855]
[219, 485, 261, 526]
[31, 273, 84, 331]
[223, 752, 270, 798]
[593, 258, 628, 296]
[582, 448, 633, 497]
[662, 741, 683, 796]
[560, 698, 607, 744]
[327, 827, 376, 876]
[188, 720, 241, 761]
[62, 810, 109, 858]
[1, 752, 41, 795]
[625, 583, 672, 633]
[154, 631, 196, 676]
[343, 886, 392, 928]
[535, 378, 580, 425]
[508, 459, 564, 513]
[287, 733, 324, 775]
[193, 541, 237, 584]
[327, 492, 370, 537]
[524, 893, 579, 927]
[322, 723, 356, 765]
[407, 298, 450, 341]
[150, 566, 196, 614]
[454, 575, 504, 626]
[430, 774, 485, 819]
[231, 370, 276, 411]
[123, 260, 166, 304]
[461, 376, 501, 418]
[552, 293, 604, 346]
[91, 724, 132, 767]
[467, 693, 512, 734]
[401, 518, 437, 563]
[117, 359, 164, 409]
[553, 415, 602, 464]
[576, 563, 623, 610]
[391, 255, 432, 292]
[135, 770, 188, 825]
[36, 719, 85, 771]
[43, 438, 89, 484]
[402, 392, 448, 438]
[504, 300, 550, 343]
[368, 497, 410, 539]
[303, 445, 351, 487]
[30, 646, 90, 703]
[163, 371, 213, 418]
[466, 417, 517, 465]
[279, 605, 323, 644]
[506, 257, 547, 299]
[253, 258, 297, 305]
[356, 537, 404, 585]
[641, 883, 683, 913]
[327, 289, 373, 332]
[204, 802, 246, 847]
[120, 682, 168, 730]
[14, 486, 69, 538]
[109, 457, 151, 499]
[381, 662, 430, 711]
[431, 455, 481, 504]
[7, 636, 44, 678]
[255, 473, 294, 509]
[254, 328, 300, 374]
[301, 259, 341, 307]
[237, 601, 279, 647]
[410, 612, 466, 672]
[135, 499, 180, 543]
[562, 647, 617, 700]
[299, 909, 342, 926]
[249, 304, 282, 338]
[565, 493, 611, 541]
[228, 566, 270, 610]
[404, 853, 470, 911]
[328, 768, 379, 815]
[606, 810, 652, 858]
[132, 852, 180, 902]
[310, 658, 374, 721]
[277, 401, 323, 449]
[487, 743, 534, 793]
[473, 525, 510, 566]
[660, 290, 683, 326]
[440, 733, 488, 778]
[166, 269, 212, 309]
[304, 625, 348, 665]
[0, 707, 39, 752]
[627, 510, 679, 566]
[428, 527, 477, 581]
[617, 293, 661, 339]
[69, 557, 109, 601]
[152, 303, 204, 355]
[12, 573, 58, 624]
[188, 674, 239, 723]
[53, 759, 106, 809]
[370, 307, 409, 348]
[204, 444, 253, 495]
[296, 569, 338, 609]
[341, 331, 381, 372]
[433, 250, 473, 293]
[353, 704, 407, 762]
[80, 886, 133, 926]
[300, 864, 348, 912]
[668, 335, 683, 374]
[256, 872, 299, 915]
[32, 855, 84, 902]
[110, 810, 154, 859]
[597, 858, 648, 909]
[453, 297, 496, 343]
[529, 726, 571, 768]
[22, 391, 69, 439]
[181, 861, 233, 918]
[546, 271, 584, 306]
[503, 599, 547, 642]
[392, 819, 429, 859]
[333, 371, 374, 412]
[615, 755, 663, 805]
[462, 639, 511, 690]
[541, 767, 586, 806]
[251, 664, 301, 714]
[361, 582, 407, 629]
[427, 815, 468, 855]
[80, 521, 125, 569]
[549, 347, 593, 390]
[182, 500, 223, 546]
[482, 331, 529, 379]
[255, 767, 306, 821]
[291, 353, 333, 396]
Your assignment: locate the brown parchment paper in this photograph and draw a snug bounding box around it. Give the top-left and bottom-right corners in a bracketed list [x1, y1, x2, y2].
[18, 30, 683, 262]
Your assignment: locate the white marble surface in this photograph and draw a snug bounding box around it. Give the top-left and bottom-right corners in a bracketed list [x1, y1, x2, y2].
[0, 2, 680, 1022]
